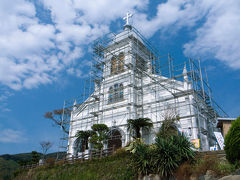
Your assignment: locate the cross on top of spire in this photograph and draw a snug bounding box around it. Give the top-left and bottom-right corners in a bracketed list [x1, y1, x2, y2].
[123, 12, 133, 26]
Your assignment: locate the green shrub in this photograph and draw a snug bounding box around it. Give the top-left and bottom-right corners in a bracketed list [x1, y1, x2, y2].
[190, 155, 236, 178]
[130, 142, 154, 176]
[91, 124, 109, 132]
[216, 161, 235, 176]
[125, 138, 145, 154]
[224, 116, 240, 165]
[113, 147, 127, 157]
[153, 135, 195, 178]
[191, 155, 218, 176]
[127, 135, 195, 178]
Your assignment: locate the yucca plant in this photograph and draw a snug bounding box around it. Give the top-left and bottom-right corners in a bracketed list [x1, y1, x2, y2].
[153, 136, 179, 178]
[128, 140, 154, 176]
[153, 135, 195, 179]
[125, 138, 146, 154]
[174, 135, 195, 163]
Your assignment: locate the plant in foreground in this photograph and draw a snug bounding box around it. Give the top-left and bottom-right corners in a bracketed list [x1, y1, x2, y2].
[127, 135, 195, 179]
[153, 135, 195, 178]
[224, 116, 240, 166]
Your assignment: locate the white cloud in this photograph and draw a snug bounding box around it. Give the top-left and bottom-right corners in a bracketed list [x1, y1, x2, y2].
[133, 0, 240, 69]
[183, 1, 240, 69]
[0, 0, 148, 90]
[0, 129, 27, 143]
[0, 0, 57, 90]
[1, 0, 239, 92]
[133, 0, 208, 37]
[0, 90, 13, 112]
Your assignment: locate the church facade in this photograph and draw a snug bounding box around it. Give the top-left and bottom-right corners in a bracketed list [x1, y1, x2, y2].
[67, 23, 221, 156]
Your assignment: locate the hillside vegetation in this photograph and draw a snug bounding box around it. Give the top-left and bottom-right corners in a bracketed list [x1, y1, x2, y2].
[0, 152, 66, 180]
[13, 150, 238, 180]
[14, 152, 135, 180]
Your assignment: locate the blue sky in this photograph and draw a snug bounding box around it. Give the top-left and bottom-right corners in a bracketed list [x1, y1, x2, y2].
[0, 0, 240, 155]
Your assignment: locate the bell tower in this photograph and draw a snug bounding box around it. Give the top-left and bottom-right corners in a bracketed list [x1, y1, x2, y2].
[98, 13, 152, 120]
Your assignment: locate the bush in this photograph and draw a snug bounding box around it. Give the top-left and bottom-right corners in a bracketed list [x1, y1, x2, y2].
[215, 161, 235, 176]
[45, 158, 55, 167]
[113, 147, 127, 157]
[191, 155, 218, 176]
[127, 135, 195, 178]
[190, 155, 236, 178]
[175, 161, 193, 180]
[152, 135, 195, 178]
[130, 142, 154, 176]
[91, 124, 109, 132]
[224, 116, 240, 165]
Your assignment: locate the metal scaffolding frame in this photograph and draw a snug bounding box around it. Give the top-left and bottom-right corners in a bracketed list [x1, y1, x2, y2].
[57, 26, 228, 154]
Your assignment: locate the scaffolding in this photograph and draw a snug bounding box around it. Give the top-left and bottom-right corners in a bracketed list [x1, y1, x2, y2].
[57, 26, 228, 154]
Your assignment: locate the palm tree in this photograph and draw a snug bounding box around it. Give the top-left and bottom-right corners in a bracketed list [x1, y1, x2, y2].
[127, 118, 153, 138]
[75, 130, 93, 151]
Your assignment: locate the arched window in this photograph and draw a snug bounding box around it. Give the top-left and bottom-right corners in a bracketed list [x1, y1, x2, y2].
[119, 83, 124, 99]
[114, 84, 119, 100]
[110, 52, 125, 75]
[118, 52, 124, 73]
[108, 83, 124, 104]
[108, 87, 113, 103]
[111, 56, 117, 75]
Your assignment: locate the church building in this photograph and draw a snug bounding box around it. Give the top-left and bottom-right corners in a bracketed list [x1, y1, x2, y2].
[67, 14, 226, 156]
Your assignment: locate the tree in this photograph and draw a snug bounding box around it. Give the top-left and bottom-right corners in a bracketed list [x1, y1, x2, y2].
[224, 116, 240, 165]
[156, 110, 180, 139]
[89, 124, 109, 150]
[40, 141, 53, 159]
[44, 108, 71, 134]
[31, 151, 40, 164]
[75, 130, 94, 152]
[127, 118, 153, 138]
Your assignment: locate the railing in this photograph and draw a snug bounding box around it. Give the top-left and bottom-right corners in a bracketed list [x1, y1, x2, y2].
[21, 146, 116, 170]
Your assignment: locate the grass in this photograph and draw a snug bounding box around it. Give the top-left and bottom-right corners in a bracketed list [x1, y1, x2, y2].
[14, 151, 136, 180]
[13, 150, 237, 180]
[0, 157, 19, 180]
